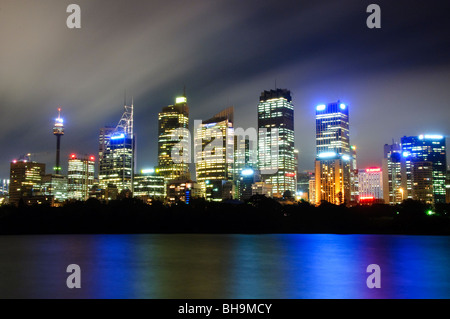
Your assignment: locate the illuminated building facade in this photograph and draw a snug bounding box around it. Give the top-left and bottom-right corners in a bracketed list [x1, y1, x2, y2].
[382, 142, 403, 205]
[9, 159, 46, 206]
[257, 89, 296, 197]
[350, 145, 359, 203]
[157, 96, 190, 182]
[446, 171, 450, 203]
[233, 137, 258, 199]
[411, 161, 434, 204]
[133, 170, 166, 202]
[0, 179, 9, 196]
[401, 135, 447, 204]
[314, 101, 351, 205]
[358, 168, 383, 203]
[308, 176, 316, 204]
[98, 126, 115, 175]
[195, 107, 234, 200]
[251, 181, 273, 197]
[42, 174, 68, 204]
[98, 101, 135, 194]
[68, 154, 95, 201]
[167, 179, 201, 204]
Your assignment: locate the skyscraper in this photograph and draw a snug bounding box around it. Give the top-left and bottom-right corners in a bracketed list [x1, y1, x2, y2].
[358, 167, 383, 203]
[195, 107, 234, 200]
[53, 108, 64, 174]
[98, 101, 135, 195]
[350, 145, 359, 203]
[382, 142, 403, 205]
[9, 158, 46, 206]
[401, 134, 447, 204]
[98, 126, 115, 176]
[257, 89, 295, 197]
[67, 154, 95, 201]
[157, 96, 190, 182]
[314, 101, 351, 205]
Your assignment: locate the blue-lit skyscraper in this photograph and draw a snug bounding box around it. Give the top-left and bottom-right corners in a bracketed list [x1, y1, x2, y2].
[401, 134, 446, 204]
[99, 101, 135, 196]
[314, 101, 351, 205]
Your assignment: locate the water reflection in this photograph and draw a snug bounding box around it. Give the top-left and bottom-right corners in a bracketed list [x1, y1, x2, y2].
[0, 234, 449, 298]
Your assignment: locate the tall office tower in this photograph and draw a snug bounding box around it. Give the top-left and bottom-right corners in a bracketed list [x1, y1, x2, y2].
[410, 161, 434, 204]
[358, 168, 383, 202]
[314, 101, 351, 205]
[382, 142, 403, 204]
[157, 96, 190, 182]
[401, 135, 447, 204]
[98, 101, 135, 195]
[9, 158, 46, 206]
[53, 108, 64, 174]
[195, 107, 234, 200]
[67, 154, 95, 201]
[257, 89, 296, 197]
[98, 126, 115, 175]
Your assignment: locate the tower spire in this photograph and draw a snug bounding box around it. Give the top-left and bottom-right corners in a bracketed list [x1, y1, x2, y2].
[53, 107, 65, 174]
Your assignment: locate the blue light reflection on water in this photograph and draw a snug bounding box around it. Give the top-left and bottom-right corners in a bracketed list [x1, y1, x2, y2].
[0, 234, 449, 299]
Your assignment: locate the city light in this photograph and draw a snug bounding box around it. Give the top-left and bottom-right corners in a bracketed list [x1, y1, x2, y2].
[342, 154, 350, 161]
[366, 168, 381, 172]
[110, 133, 125, 140]
[360, 196, 374, 200]
[402, 151, 410, 157]
[141, 168, 155, 174]
[424, 134, 443, 140]
[318, 151, 336, 158]
[340, 103, 346, 110]
[285, 172, 296, 177]
[70, 154, 76, 159]
[419, 134, 443, 140]
[316, 104, 326, 111]
[176, 97, 187, 104]
[241, 169, 254, 176]
[89, 156, 95, 161]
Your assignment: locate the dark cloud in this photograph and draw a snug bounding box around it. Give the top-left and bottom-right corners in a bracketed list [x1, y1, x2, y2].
[0, 0, 449, 178]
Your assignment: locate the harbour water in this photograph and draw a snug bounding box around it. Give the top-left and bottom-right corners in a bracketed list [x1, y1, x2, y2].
[0, 234, 449, 299]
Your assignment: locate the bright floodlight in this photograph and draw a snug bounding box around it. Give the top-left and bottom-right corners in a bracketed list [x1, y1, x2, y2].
[241, 168, 254, 176]
[318, 152, 337, 158]
[316, 104, 326, 111]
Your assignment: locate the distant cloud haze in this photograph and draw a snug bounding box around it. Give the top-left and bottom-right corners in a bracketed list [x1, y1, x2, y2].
[0, 0, 449, 177]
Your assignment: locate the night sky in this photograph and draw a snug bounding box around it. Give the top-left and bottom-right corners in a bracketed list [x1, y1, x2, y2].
[0, 0, 449, 179]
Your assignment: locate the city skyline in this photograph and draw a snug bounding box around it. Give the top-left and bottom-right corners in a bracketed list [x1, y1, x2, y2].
[1, 0, 449, 179]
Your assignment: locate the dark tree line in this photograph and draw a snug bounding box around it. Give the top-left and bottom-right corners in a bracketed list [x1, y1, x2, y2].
[0, 196, 449, 235]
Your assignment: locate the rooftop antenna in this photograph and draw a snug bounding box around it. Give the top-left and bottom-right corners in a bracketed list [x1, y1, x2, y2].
[183, 85, 186, 97]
